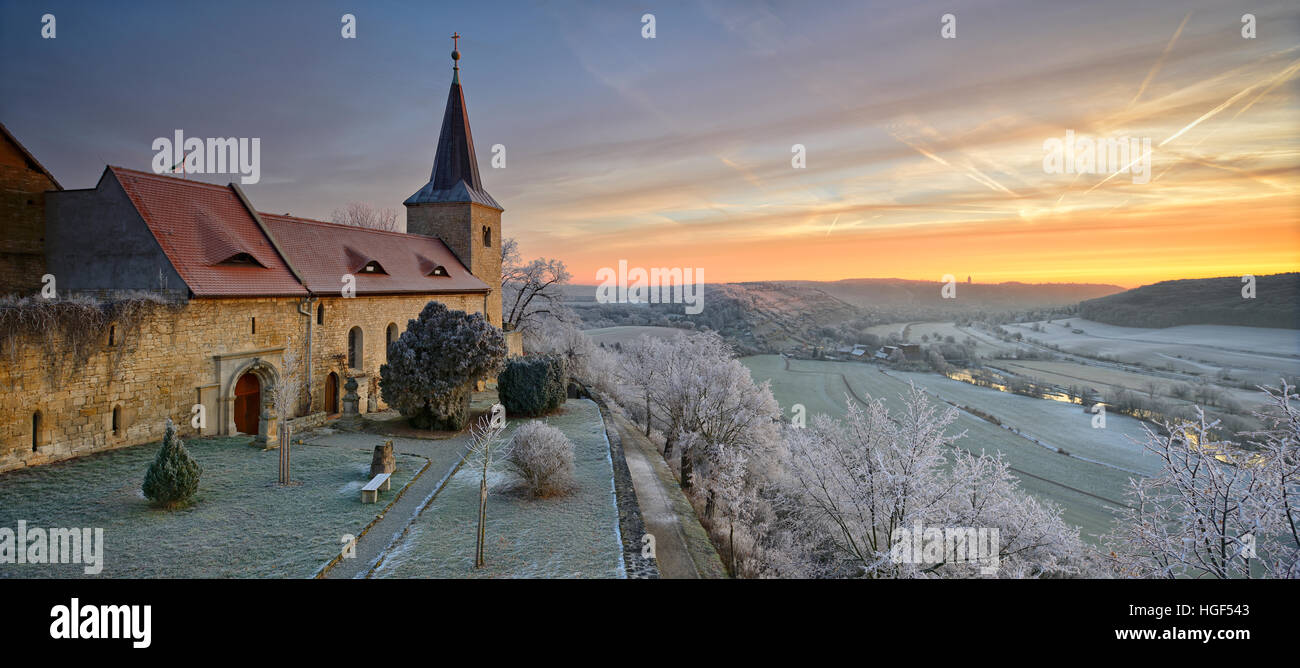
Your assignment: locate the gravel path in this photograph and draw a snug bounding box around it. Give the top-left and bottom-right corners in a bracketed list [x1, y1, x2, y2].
[311, 431, 470, 579]
[606, 411, 727, 579]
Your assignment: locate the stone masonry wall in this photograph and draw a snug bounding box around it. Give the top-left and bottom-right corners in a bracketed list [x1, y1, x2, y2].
[0, 292, 482, 472]
[405, 201, 502, 328]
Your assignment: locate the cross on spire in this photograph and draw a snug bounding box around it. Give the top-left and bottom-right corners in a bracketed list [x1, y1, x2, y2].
[450, 32, 462, 83]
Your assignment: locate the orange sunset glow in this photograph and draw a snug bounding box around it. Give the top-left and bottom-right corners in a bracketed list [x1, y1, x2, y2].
[490, 3, 1300, 288]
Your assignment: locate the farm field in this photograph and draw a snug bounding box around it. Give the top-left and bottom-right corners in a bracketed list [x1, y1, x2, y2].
[1006, 319, 1300, 387]
[863, 321, 1017, 357]
[584, 325, 687, 347]
[990, 359, 1268, 413]
[742, 355, 1155, 543]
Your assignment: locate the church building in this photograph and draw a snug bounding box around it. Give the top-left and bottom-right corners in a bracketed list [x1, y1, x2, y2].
[0, 48, 513, 472]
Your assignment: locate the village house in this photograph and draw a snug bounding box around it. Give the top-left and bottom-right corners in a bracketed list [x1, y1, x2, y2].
[0, 54, 517, 472]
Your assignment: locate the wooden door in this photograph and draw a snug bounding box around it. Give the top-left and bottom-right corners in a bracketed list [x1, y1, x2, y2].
[325, 373, 339, 414]
[234, 373, 260, 434]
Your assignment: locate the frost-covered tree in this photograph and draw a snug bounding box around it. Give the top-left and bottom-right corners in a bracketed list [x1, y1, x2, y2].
[617, 336, 665, 437]
[464, 411, 507, 568]
[274, 345, 304, 484]
[1105, 383, 1300, 579]
[771, 387, 1085, 578]
[142, 419, 203, 509]
[380, 302, 506, 430]
[501, 237, 572, 334]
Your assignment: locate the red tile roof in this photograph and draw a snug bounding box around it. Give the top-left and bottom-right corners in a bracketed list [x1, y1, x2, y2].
[261, 213, 489, 295]
[111, 167, 307, 297]
[107, 166, 489, 298]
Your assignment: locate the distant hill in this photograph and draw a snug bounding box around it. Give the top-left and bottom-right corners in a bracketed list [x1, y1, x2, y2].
[784, 278, 1124, 312]
[1076, 273, 1300, 329]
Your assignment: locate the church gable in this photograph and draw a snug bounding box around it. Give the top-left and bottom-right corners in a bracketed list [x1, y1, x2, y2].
[107, 167, 307, 298]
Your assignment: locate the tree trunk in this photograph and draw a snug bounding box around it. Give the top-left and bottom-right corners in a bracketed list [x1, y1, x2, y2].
[476, 478, 487, 568]
[644, 394, 651, 437]
[475, 450, 490, 568]
[729, 520, 736, 577]
[679, 444, 692, 491]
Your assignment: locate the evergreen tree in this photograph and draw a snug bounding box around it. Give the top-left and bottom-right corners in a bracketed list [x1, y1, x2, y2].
[142, 419, 202, 509]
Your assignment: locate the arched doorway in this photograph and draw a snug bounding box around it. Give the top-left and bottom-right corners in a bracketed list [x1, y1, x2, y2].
[325, 372, 339, 414]
[234, 372, 261, 434]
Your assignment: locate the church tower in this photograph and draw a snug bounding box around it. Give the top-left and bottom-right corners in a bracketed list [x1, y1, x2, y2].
[405, 33, 503, 327]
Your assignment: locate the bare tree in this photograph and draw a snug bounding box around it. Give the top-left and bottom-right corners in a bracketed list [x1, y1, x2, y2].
[501, 237, 572, 333]
[275, 345, 304, 484]
[465, 407, 508, 568]
[331, 202, 401, 232]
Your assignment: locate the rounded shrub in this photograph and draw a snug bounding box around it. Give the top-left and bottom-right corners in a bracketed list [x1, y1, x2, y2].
[142, 419, 202, 509]
[498, 354, 567, 417]
[507, 420, 575, 497]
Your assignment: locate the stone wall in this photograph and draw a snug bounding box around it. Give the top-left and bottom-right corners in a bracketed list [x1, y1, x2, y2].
[405, 200, 502, 328]
[0, 292, 483, 472]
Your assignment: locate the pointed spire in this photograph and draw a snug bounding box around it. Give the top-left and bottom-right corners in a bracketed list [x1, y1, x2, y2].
[405, 33, 501, 209]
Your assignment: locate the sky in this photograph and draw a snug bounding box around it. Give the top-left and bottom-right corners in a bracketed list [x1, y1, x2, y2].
[2, 0, 1297, 288]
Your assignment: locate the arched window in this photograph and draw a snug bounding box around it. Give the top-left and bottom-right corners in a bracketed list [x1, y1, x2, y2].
[348, 326, 364, 369]
[32, 411, 42, 452]
[482, 225, 491, 247]
[107, 325, 116, 346]
[386, 323, 398, 361]
[317, 303, 325, 325]
[112, 405, 122, 437]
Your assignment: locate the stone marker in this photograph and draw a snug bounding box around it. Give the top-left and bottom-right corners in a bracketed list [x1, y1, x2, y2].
[370, 440, 396, 477]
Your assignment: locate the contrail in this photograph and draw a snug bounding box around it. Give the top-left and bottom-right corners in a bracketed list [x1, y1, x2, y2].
[1086, 56, 1300, 193]
[1130, 12, 1191, 107]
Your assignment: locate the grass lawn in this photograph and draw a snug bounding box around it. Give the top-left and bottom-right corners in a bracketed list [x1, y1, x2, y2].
[0, 436, 423, 578]
[373, 398, 625, 578]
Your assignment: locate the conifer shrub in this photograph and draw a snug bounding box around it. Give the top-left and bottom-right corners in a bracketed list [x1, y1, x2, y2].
[142, 419, 203, 509]
[380, 302, 507, 430]
[497, 355, 566, 416]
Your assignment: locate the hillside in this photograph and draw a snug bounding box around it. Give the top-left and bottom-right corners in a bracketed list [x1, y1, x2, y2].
[790, 278, 1124, 313]
[1076, 273, 1300, 329]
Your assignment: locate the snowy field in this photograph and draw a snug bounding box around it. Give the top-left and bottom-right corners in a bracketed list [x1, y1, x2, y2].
[373, 399, 625, 578]
[1007, 319, 1300, 386]
[0, 436, 423, 578]
[742, 355, 1156, 543]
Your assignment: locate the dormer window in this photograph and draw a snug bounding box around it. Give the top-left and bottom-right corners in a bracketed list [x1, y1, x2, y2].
[359, 260, 387, 274]
[215, 252, 265, 267]
[428, 265, 448, 277]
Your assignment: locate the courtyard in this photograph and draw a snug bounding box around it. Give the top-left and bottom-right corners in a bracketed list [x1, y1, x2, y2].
[0, 395, 627, 579]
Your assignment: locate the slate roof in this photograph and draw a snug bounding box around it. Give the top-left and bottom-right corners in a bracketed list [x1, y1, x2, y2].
[404, 68, 502, 210]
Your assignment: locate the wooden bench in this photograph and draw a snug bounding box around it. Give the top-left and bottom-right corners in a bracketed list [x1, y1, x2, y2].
[360, 472, 391, 504]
